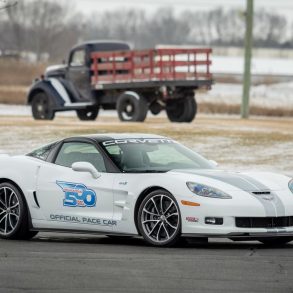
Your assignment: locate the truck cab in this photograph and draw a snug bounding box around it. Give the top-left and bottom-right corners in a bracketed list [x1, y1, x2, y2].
[28, 41, 130, 120]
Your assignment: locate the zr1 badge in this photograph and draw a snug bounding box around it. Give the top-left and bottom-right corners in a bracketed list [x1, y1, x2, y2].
[57, 181, 97, 207]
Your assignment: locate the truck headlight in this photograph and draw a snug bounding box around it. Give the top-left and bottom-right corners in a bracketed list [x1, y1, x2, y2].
[289, 179, 293, 194]
[186, 182, 232, 199]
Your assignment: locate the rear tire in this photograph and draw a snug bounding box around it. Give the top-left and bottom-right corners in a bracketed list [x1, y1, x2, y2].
[0, 183, 37, 240]
[137, 189, 181, 247]
[31, 92, 55, 120]
[117, 92, 148, 122]
[259, 237, 293, 246]
[76, 107, 99, 121]
[166, 95, 197, 123]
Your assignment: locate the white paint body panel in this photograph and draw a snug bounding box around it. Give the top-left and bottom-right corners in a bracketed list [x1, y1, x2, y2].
[0, 153, 293, 237]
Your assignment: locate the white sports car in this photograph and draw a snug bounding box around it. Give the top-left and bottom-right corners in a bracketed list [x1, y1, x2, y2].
[0, 133, 293, 247]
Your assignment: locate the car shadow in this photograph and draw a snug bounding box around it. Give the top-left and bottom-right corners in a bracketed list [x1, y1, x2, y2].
[30, 234, 293, 250]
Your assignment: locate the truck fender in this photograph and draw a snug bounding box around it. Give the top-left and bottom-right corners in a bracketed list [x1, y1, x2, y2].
[27, 78, 75, 109]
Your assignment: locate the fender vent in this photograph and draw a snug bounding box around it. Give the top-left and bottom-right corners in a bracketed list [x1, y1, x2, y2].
[252, 191, 271, 195]
[33, 191, 40, 208]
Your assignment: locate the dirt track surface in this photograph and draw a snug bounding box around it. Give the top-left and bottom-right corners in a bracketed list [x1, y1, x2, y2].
[0, 113, 292, 176]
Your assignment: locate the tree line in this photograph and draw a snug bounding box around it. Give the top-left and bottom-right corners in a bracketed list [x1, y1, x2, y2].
[0, 0, 292, 62]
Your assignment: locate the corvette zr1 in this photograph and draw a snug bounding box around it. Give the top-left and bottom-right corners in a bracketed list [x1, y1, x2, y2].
[0, 134, 293, 247]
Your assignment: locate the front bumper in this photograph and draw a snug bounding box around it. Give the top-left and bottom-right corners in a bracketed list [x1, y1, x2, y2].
[182, 230, 293, 239]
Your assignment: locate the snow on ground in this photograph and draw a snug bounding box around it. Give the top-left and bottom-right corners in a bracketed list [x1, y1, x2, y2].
[198, 82, 293, 108]
[0, 115, 292, 177]
[212, 56, 293, 76]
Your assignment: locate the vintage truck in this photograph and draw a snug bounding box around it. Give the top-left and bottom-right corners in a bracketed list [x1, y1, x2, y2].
[27, 41, 213, 122]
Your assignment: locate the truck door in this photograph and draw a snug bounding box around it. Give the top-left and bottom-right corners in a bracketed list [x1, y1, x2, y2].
[67, 48, 92, 102]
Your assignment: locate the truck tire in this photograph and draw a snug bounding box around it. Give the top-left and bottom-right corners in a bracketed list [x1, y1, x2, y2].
[166, 96, 197, 123]
[31, 92, 55, 120]
[76, 107, 99, 121]
[117, 92, 148, 122]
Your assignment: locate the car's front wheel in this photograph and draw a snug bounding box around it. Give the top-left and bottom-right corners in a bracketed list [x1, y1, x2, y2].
[0, 183, 37, 240]
[258, 237, 293, 246]
[137, 190, 181, 247]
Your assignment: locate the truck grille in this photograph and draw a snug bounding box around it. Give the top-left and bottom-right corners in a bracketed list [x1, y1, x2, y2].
[235, 217, 293, 228]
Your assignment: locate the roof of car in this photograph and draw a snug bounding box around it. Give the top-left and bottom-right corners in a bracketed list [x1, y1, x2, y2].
[86, 133, 166, 142]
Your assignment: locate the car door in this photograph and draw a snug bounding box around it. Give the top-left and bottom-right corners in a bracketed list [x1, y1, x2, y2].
[35, 141, 116, 232]
[67, 47, 92, 102]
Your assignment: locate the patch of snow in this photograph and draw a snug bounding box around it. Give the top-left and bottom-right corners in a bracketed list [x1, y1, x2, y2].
[198, 82, 293, 108]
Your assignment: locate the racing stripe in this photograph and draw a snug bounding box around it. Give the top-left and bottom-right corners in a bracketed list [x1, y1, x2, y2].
[180, 170, 278, 216]
[241, 174, 286, 216]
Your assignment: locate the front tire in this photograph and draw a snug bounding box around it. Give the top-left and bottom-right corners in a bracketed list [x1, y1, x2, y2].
[31, 92, 55, 120]
[259, 237, 293, 246]
[137, 189, 181, 247]
[117, 92, 148, 122]
[76, 107, 99, 121]
[166, 95, 197, 123]
[0, 183, 37, 240]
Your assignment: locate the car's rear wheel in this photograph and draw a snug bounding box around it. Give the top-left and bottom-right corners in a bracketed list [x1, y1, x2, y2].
[31, 92, 55, 120]
[258, 237, 293, 246]
[166, 95, 197, 123]
[76, 107, 99, 121]
[0, 183, 37, 240]
[137, 190, 181, 247]
[117, 92, 148, 122]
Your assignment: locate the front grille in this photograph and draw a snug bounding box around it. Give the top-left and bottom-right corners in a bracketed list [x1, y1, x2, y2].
[236, 217, 293, 228]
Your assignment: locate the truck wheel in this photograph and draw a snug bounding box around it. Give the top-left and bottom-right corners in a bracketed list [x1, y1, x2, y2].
[76, 107, 99, 121]
[166, 96, 197, 123]
[117, 92, 148, 122]
[31, 92, 55, 120]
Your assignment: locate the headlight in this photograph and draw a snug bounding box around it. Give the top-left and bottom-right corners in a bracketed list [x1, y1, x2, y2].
[186, 182, 232, 199]
[289, 179, 293, 194]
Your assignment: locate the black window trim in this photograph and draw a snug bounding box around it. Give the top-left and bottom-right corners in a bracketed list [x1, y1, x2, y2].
[48, 138, 120, 173]
[26, 142, 58, 162]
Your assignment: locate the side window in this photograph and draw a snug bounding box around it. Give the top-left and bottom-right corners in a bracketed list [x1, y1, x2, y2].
[27, 142, 57, 161]
[55, 142, 106, 172]
[70, 49, 85, 67]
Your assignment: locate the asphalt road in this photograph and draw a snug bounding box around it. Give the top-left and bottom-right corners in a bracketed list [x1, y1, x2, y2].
[0, 233, 293, 293]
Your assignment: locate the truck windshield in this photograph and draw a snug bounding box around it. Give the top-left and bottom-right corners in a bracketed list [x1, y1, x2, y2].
[101, 139, 214, 173]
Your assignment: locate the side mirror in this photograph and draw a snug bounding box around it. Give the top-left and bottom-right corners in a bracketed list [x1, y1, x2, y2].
[72, 162, 101, 179]
[209, 160, 218, 167]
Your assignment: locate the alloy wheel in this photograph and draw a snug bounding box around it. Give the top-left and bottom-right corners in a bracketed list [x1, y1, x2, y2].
[140, 194, 180, 244]
[0, 187, 20, 236]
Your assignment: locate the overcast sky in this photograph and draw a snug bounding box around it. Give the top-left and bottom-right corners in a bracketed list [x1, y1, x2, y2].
[73, 0, 293, 21]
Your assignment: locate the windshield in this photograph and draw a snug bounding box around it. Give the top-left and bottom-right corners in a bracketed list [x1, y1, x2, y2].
[101, 138, 214, 173]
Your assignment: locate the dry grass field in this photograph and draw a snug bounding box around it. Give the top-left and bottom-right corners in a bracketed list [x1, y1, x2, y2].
[0, 114, 292, 176]
[1, 60, 293, 117]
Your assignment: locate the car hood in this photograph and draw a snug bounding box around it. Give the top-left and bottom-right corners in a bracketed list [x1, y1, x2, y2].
[169, 169, 288, 192]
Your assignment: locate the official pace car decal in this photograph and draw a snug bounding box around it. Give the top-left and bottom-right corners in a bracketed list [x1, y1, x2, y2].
[56, 181, 96, 208]
[50, 214, 117, 226]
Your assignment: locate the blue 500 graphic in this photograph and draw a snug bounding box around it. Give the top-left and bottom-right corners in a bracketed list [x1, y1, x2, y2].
[57, 181, 96, 207]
